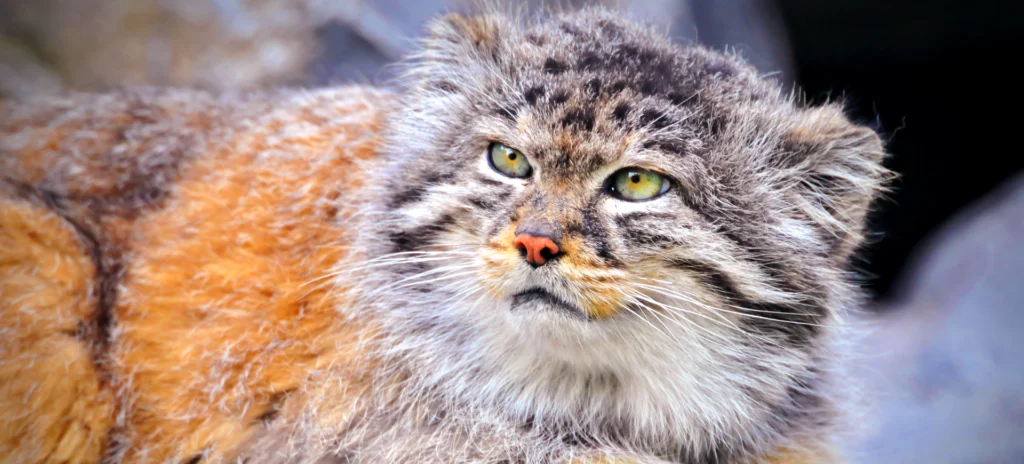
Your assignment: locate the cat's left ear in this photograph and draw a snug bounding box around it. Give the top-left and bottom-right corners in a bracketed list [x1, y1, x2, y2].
[422, 13, 504, 65]
[782, 104, 894, 263]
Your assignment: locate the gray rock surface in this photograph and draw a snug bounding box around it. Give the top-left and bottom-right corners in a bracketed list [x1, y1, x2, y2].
[848, 174, 1024, 463]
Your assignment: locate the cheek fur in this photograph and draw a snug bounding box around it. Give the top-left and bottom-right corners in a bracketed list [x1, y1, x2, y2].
[478, 226, 521, 296]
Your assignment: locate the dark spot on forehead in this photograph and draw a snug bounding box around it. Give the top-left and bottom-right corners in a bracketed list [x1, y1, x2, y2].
[640, 109, 672, 130]
[585, 78, 602, 98]
[616, 44, 653, 62]
[608, 81, 627, 95]
[597, 19, 623, 38]
[708, 115, 726, 136]
[639, 78, 669, 96]
[653, 57, 676, 75]
[524, 85, 546, 105]
[561, 107, 595, 132]
[497, 105, 518, 121]
[548, 145, 572, 170]
[544, 58, 567, 75]
[550, 90, 569, 106]
[657, 140, 687, 155]
[624, 46, 677, 78]
[577, 52, 602, 71]
[611, 103, 630, 122]
[642, 139, 687, 156]
[666, 91, 690, 105]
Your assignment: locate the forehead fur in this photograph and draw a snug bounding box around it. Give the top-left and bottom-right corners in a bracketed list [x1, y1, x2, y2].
[402, 7, 788, 177]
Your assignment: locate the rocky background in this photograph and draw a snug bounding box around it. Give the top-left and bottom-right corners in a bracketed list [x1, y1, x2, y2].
[1, 1, 1021, 462]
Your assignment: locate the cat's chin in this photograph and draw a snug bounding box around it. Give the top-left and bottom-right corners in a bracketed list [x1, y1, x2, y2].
[508, 288, 590, 321]
[500, 297, 622, 361]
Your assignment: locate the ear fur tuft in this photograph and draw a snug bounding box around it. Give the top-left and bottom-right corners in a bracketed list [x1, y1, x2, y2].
[424, 13, 503, 59]
[784, 104, 895, 262]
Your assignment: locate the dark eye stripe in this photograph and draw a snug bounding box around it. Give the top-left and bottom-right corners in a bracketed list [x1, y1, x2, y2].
[475, 176, 506, 187]
[467, 195, 499, 210]
[613, 211, 678, 227]
[623, 228, 677, 246]
[664, 257, 824, 343]
[388, 212, 458, 253]
[613, 212, 683, 245]
[388, 185, 429, 210]
[633, 191, 825, 344]
[388, 171, 457, 209]
[616, 190, 817, 312]
[579, 204, 620, 265]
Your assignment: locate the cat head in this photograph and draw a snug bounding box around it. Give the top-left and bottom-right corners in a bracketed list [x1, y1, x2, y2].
[360, 6, 890, 452]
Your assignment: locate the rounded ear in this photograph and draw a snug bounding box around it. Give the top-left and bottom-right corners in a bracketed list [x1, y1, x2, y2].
[782, 105, 894, 263]
[423, 13, 503, 64]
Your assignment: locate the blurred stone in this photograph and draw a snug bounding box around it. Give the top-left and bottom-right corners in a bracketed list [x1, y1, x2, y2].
[848, 174, 1024, 463]
[0, 36, 63, 97]
[0, 0, 318, 91]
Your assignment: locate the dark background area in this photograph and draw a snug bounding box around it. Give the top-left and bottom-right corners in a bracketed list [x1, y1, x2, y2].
[774, 0, 1022, 302]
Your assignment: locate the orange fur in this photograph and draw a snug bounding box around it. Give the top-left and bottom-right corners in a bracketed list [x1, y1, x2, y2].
[108, 91, 385, 462]
[1, 88, 389, 462]
[0, 188, 114, 463]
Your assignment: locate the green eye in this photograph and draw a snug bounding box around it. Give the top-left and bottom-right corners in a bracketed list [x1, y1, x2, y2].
[488, 142, 532, 178]
[609, 168, 670, 201]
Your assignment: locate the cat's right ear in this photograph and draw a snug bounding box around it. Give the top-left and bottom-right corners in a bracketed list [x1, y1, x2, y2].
[422, 13, 503, 65]
[781, 104, 895, 265]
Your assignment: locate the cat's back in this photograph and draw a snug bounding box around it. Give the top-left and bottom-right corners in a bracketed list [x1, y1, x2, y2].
[0, 86, 392, 462]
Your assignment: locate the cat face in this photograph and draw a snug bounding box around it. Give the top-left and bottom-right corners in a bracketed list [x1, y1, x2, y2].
[358, 8, 890, 454]
[365, 8, 889, 386]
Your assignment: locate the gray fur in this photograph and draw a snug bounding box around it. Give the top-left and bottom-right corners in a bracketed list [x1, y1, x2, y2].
[242, 6, 891, 463]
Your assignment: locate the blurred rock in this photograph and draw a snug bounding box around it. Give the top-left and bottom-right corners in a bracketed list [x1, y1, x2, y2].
[0, 0, 318, 92]
[848, 174, 1024, 463]
[0, 36, 63, 97]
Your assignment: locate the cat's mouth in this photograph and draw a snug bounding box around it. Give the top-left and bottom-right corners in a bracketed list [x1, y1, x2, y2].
[510, 288, 591, 320]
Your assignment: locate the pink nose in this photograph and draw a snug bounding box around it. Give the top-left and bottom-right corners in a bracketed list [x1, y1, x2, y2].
[513, 233, 560, 266]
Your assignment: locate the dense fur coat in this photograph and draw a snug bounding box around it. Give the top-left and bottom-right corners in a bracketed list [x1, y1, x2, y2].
[0, 7, 890, 464]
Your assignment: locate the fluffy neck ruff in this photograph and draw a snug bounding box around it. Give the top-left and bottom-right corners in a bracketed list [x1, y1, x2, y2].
[350, 257, 842, 462]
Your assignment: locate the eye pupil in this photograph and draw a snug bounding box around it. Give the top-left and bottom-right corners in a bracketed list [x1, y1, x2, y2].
[609, 168, 670, 201]
[488, 142, 532, 178]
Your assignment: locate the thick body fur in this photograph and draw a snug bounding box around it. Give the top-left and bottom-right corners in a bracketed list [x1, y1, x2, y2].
[0, 7, 890, 464]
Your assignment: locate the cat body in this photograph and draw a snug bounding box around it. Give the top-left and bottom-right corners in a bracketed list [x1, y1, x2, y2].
[0, 7, 889, 463]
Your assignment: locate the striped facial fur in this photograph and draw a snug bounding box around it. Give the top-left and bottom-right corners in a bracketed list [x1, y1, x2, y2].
[360, 7, 890, 462]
